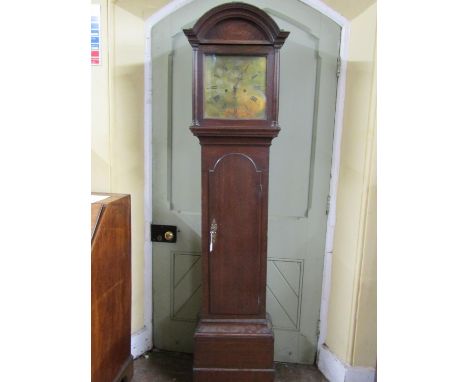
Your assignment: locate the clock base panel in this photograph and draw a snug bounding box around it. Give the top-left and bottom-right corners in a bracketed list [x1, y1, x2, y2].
[193, 317, 274, 382]
[194, 368, 274, 382]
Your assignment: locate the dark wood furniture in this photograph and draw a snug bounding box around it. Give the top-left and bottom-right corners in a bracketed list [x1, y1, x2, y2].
[184, 4, 289, 381]
[92, 193, 133, 382]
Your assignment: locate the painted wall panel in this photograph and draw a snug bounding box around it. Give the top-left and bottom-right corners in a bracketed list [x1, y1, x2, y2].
[91, 0, 111, 192]
[353, 126, 376, 367]
[325, 1, 377, 367]
[111, 5, 146, 332]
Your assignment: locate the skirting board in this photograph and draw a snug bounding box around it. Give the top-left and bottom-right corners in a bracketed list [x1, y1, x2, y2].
[131, 325, 153, 358]
[318, 344, 376, 382]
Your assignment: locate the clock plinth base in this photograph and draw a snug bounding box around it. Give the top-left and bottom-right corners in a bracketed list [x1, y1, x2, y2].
[194, 369, 274, 382]
[193, 316, 275, 382]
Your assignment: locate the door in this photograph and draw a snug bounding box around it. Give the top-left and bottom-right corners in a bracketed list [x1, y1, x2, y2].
[208, 153, 263, 316]
[151, 0, 340, 364]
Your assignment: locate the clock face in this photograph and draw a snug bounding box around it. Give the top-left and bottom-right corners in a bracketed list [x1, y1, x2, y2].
[203, 54, 267, 120]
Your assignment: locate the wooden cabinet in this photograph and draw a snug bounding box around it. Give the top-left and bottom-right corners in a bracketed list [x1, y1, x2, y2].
[91, 194, 133, 382]
[184, 4, 289, 381]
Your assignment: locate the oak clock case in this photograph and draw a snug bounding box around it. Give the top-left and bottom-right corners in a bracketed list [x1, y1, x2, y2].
[184, 3, 289, 382]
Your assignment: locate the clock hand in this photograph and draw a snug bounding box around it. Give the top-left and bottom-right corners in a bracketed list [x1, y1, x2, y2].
[233, 84, 238, 117]
[232, 64, 250, 118]
[233, 63, 250, 91]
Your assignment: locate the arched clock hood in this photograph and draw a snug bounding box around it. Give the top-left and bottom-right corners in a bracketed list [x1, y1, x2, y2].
[183, 2, 289, 47]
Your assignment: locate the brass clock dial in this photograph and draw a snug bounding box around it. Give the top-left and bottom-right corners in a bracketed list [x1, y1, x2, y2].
[203, 55, 267, 120]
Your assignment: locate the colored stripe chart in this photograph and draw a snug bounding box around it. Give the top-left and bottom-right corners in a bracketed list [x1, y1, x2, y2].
[91, 5, 101, 65]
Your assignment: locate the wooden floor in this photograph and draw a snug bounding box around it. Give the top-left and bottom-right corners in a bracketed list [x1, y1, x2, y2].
[133, 350, 328, 382]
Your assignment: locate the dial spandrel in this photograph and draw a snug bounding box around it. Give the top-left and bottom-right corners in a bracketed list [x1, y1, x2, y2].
[203, 55, 267, 120]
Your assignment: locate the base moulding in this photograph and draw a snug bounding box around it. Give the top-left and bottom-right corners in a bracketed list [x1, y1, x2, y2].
[317, 344, 376, 382]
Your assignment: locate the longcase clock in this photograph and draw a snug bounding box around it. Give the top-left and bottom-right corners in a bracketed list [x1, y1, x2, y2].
[184, 4, 289, 381]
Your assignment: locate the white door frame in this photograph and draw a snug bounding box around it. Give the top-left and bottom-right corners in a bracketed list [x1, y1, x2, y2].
[137, 0, 350, 359]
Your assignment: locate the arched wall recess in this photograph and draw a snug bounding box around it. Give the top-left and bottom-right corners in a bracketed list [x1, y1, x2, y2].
[139, 0, 350, 365]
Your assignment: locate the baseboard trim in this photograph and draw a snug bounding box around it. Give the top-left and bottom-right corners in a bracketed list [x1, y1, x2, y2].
[131, 325, 153, 358]
[318, 344, 376, 382]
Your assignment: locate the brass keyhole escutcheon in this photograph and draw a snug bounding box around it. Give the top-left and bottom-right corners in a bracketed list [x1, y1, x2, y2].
[164, 231, 174, 241]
